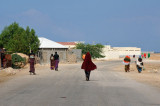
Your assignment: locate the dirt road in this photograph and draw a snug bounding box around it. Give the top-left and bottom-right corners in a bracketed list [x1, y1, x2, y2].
[0, 61, 160, 106]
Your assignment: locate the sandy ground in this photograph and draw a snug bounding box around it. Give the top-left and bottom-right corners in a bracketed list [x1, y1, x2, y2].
[0, 66, 28, 83]
[0, 64, 43, 83]
[114, 62, 160, 87]
[114, 53, 160, 88]
[0, 63, 71, 83]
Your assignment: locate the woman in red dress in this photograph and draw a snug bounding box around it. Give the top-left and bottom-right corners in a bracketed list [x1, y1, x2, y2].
[81, 52, 97, 81]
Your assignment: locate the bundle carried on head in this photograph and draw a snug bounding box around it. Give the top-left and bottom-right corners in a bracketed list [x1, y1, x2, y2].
[123, 56, 131, 65]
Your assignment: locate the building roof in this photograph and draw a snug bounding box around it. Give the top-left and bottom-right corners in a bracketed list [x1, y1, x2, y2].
[39, 37, 68, 49]
[57, 42, 77, 45]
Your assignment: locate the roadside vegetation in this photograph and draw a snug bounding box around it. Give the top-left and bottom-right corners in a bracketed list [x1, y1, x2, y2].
[0, 22, 40, 69]
[76, 43, 105, 59]
[0, 22, 40, 55]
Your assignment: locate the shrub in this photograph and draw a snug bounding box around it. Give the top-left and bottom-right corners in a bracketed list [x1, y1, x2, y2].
[12, 54, 25, 69]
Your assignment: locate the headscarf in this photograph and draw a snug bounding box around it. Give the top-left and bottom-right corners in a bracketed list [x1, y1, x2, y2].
[81, 52, 97, 71]
[124, 56, 131, 63]
[138, 57, 142, 62]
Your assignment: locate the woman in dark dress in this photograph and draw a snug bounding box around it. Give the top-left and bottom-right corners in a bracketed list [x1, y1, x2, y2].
[54, 52, 59, 71]
[81, 52, 97, 81]
[29, 51, 36, 75]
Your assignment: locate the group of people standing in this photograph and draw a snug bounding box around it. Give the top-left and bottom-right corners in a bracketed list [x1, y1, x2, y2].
[50, 52, 59, 71]
[124, 55, 144, 73]
[29, 51, 59, 75]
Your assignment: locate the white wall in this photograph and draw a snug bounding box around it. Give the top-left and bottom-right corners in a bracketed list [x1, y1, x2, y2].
[114, 47, 141, 56]
[101, 45, 141, 60]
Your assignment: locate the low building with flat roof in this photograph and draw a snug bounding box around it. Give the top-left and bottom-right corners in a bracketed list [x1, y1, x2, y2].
[101, 45, 141, 60]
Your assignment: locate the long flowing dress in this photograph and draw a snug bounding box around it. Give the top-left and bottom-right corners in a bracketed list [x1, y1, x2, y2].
[50, 56, 55, 70]
[29, 52, 35, 75]
[123, 56, 131, 72]
[81, 52, 97, 81]
[54, 60, 59, 71]
[54, 53, 59, 71]
[29, 58, 35, 74]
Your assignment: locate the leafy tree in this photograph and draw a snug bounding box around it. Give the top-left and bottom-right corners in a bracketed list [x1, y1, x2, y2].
[0, 22, 40, 54]
[76, 43, 105, 59]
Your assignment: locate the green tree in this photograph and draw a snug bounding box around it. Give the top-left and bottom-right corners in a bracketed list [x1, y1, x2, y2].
[0, 22, 40, 54]
[76, 43, 105, 59]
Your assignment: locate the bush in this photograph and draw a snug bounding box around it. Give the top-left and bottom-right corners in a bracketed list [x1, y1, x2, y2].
[12, 54, 25, 69]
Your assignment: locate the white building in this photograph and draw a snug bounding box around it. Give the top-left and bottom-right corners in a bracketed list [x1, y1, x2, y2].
[57, 42, 77, 49]
[102, 45, 141, 60]
[57, 41, 85, 49]
[38, 37, 68, 64]
[38, 37, 82, 63]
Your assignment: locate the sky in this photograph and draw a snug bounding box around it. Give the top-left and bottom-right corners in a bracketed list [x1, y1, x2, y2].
[0, 0, 160, 52]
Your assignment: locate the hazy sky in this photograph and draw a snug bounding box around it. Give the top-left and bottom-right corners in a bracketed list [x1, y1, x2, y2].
[0, 0, 160, 51]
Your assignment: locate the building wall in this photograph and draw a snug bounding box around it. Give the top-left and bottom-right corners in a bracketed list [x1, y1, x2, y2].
[104, 51, 119, 60]
[38, 48, 68, 64]
[101, 45, 141, 60]
[113, 47, 141, 57]
[68, 49, 82, 62]
[38, 48, 82, 64]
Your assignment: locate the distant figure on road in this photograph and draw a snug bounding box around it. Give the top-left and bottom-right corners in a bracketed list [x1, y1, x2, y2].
[130, 55, 137, 71]
[148, 53, 150, 58]
[141, 53, 144, 58]
[81, 52, 97, 81]
[50, 54, 55, 70]
[144, 53, 146, 58]
[29, 51, 36, 75]
[54, 52, 59, 71]
[123, 56, 131, 72]
[136, 56, 144, 73]
[132, 55, 136, 63]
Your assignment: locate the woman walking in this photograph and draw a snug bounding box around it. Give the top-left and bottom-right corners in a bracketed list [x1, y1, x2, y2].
[54, 52, 59, 71]
[29, 51, 36, 75]
[50, 54, 55, 70]
[136, 56, 143, 73]
[123, 56, 131, 72]
[81, 52, 97, 81]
